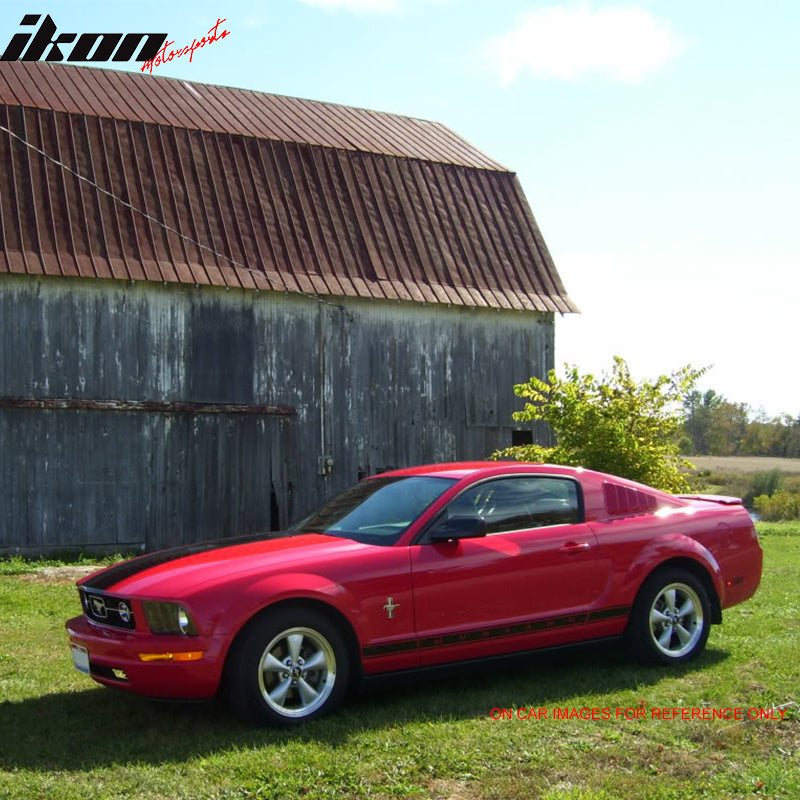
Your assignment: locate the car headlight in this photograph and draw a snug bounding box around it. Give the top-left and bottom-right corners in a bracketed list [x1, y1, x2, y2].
[142, 601, 198, 636]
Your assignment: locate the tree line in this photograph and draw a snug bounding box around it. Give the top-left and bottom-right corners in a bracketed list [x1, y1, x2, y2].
[681, 390, 800, 458]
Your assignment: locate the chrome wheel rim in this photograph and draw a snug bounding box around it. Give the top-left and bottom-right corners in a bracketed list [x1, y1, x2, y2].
[649, 583, 703, 658]
[257, 626, 336, 718]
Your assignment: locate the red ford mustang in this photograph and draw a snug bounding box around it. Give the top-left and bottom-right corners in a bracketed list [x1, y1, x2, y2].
[66, 462, 762, 725]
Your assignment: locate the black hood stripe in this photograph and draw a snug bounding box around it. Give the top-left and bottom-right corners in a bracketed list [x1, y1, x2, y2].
[82, 530, 303, 591]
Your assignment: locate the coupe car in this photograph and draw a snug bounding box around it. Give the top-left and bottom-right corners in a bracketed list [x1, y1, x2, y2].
[66, 462, 762, 725]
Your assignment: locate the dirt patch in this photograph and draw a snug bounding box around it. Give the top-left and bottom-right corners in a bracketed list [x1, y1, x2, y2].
[17, 565, 101, 585]
[427, 779, 479, 800]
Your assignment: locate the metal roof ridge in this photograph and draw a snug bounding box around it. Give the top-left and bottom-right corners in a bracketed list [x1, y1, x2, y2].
[0, 62, 511, 171]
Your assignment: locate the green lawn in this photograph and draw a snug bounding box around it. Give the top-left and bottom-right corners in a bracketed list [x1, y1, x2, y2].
[1, 523, 798, 800]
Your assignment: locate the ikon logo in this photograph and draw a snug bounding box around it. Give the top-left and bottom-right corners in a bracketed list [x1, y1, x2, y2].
[0, 14, 167, 62]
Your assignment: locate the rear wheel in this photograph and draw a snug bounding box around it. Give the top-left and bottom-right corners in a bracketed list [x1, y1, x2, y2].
[227, 607, 350, 725]
[627, 568, 711, 665]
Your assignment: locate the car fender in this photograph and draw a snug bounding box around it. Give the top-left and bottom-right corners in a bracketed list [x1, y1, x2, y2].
[621, 533, 724, 608]
[211, 571, 362, 643]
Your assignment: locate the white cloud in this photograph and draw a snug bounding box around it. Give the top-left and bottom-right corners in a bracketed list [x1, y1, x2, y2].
[483, 4, 683, 84]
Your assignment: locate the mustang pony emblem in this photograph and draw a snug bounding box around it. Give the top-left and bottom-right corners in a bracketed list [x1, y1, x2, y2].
[89, 595, 107, 618]
[383, 597, 399, 619]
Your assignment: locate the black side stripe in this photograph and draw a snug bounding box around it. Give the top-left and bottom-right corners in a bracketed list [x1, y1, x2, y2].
[362, 606, 630, 658]
[587, 606, 631, 622]
[362, 640, 419, 657]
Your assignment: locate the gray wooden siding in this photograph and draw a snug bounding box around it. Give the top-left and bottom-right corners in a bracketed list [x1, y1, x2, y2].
[0, 275, 553, 555]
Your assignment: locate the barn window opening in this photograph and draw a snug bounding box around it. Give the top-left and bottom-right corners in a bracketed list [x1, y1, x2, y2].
[512, 430, 533, 446]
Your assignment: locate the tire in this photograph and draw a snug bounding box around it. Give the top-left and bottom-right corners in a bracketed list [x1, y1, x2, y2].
[627, 568, 712, 665]
[226, 607, 350, 726]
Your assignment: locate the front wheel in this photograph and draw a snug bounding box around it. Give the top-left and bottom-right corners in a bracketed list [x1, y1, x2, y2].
[627, 568, 712, 665]
[226, 607, 350, 726]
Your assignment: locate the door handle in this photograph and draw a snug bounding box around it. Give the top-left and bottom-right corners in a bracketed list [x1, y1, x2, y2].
[559, 541, 591, 553]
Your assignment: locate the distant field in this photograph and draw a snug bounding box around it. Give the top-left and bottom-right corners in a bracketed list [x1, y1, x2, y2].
[688, 455, 800, 474]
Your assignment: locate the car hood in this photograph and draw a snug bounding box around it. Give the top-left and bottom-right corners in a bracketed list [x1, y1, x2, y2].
[78, 532, 368, 596]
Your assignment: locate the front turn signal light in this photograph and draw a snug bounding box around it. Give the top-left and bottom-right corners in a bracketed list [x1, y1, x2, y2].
[138, 651, 203, 662]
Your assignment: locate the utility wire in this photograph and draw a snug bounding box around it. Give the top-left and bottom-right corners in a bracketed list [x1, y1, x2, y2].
[0, 122, 349, 313]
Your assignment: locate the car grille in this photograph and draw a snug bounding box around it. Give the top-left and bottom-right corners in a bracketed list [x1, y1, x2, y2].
[80, 589, 136, 630]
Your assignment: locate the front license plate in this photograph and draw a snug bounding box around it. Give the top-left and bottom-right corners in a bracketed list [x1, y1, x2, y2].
[71, 643, 90, 675]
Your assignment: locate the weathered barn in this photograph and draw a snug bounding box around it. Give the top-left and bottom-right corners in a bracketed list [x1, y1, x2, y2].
[0, 61, 576, 555]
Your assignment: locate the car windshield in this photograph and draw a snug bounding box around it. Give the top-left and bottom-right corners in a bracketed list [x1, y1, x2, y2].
[291, 476, 456, 545]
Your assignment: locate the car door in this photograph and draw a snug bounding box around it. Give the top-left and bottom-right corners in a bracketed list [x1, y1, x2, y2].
[409, 475, 610, 666]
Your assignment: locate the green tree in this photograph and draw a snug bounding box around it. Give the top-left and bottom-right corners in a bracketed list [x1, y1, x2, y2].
[492, 357, 704, 493]
[682, 390, 749, 455]
[771, 413, 800, 458]
[682, 389, 724, 454]
[739, 416, 781, 456]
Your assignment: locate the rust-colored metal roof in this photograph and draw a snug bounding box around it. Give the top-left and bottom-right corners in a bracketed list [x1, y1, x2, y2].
[0, 62, 577, 313]
[0, 62, 506, 170]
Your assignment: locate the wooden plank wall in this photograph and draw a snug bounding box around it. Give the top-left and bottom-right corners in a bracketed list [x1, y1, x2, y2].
[0, 275, 554, 554]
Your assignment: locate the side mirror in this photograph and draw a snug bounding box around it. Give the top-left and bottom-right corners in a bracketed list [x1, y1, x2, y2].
[428, 516, 487, 543]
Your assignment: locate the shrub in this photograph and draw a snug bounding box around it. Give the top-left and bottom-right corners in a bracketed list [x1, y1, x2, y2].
[753, 492, 800, 521]
[686, 469, 750, 498]
[744, 469, 784, 506]
[491, 357, 704, 493]
[784, 475, 800, 494]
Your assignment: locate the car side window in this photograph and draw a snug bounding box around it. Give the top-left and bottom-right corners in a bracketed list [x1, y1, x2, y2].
[439, 477, 582, 535]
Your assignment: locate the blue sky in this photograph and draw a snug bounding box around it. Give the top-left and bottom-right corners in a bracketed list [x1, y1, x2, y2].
[2, 1, 798, 417]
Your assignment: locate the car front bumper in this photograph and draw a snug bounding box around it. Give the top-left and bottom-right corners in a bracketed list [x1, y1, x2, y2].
[66, 615, 228, 699]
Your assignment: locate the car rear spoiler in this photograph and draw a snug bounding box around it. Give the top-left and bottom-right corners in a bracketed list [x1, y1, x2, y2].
[676, 494, 743, 505]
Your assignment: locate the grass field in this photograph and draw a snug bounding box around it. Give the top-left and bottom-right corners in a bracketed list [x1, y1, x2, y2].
[688, 456, 800, 475]
[1, 523, 799, 800]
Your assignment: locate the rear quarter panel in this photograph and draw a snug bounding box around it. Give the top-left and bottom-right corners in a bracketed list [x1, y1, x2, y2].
[678, 503, 762, 608]
[588, 503, 761, 612]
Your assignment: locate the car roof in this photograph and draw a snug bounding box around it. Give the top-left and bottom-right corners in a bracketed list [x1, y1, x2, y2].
[371, 461, 583, 480]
